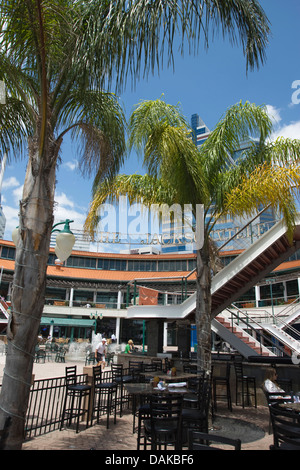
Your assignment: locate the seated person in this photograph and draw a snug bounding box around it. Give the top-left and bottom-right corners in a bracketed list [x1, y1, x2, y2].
[263, 368, 285, 393]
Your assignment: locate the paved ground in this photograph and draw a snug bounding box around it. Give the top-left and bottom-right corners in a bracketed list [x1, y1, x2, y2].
[0, 354, 274, 452]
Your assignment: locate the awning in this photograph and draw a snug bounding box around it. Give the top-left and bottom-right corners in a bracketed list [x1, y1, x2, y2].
[40, 317, 96, 327]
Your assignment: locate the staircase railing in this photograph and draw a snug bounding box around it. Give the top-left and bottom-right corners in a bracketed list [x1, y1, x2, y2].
[225, 305, 289, 357]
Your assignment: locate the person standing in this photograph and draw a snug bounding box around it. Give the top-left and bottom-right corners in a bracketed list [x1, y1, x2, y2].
[95, 338, 107, 369]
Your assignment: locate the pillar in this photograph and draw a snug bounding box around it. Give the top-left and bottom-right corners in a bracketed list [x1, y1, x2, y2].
[146, 319, 164, 356]
[176, 320, 190, 358]
[255, 285, 260, 308]
[117, 289, 123, 309]
[115, 317, 120, 345]
[69, 287, 74, 307]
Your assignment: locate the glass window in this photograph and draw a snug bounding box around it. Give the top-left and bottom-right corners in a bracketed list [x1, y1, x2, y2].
[1, 246, 16, 259]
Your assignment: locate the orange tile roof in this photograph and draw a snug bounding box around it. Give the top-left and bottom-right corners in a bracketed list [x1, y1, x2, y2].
[47, 266, 196, 282]
[0, 258, 196, 282]
[1, 237, 300, 282]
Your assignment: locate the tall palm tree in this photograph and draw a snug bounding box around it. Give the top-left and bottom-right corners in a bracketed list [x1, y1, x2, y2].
[85, 98, 300, 374]
[0, 0, 271, 449]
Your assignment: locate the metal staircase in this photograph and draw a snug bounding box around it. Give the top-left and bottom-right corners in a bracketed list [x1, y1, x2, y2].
[127, 215, 300, 357]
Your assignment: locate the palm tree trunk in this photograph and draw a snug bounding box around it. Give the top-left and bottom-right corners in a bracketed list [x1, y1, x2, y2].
[0, 135, 59, 449]
[195, 245, 212, 375]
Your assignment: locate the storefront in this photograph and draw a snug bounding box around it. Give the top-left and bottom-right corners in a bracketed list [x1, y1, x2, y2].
[40, 317, 96, 341]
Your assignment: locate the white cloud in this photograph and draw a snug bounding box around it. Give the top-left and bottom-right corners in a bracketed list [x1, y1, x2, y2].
[271, 120, 300, 141]
[2, 205, 20, 240]
[54, 192, 75, 209]
[12, 185, 23, 205]
[64, 160, 78, 171]
[2, 176, 20, 190]
[266, 105, 282, 126]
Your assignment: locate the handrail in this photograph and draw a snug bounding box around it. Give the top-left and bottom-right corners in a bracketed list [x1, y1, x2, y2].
[274, 296, 300, 318]
[226, 305, 288, 357]
[217, 204, 275, 252]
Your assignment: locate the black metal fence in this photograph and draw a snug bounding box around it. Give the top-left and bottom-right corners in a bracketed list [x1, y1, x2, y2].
[1, 370, 127, 441]
[25, 373, 88, 439]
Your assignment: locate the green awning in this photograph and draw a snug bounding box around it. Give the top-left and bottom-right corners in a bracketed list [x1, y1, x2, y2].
[40, 317, 95, 327]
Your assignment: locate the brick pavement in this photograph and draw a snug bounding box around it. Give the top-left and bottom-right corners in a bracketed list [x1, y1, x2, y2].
[21, 404, 274, 451]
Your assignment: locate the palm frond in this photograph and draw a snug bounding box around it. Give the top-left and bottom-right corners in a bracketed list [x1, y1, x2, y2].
[57, 90, 126, 182]
[84, 173, 175, 239]
[224, 163, 300, 240]
[0, 97, 32, 158]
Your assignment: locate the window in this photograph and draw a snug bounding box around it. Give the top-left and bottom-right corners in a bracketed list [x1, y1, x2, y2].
[66, 256, 96, 268]
[1, 246, 16, 259]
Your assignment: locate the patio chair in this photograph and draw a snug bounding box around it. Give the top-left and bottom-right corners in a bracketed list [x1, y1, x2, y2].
[34, 348, 46, 363]
[269, 403, 300, 450]
[213, 361, 232, 412]
[181, 378, 212, 444]
[234, 359, 257, 408]
[85, 352, 96, 366]
[111, 364, 133, 417]
[129, 360, 144, 383]
[188, 430, 241, 450]
[143, 394, 183, 451]
[91, 366, 117, 429]
[151, 358, 163, 371]
[141, 363, 157, 383]
[60, 366, 92, 433]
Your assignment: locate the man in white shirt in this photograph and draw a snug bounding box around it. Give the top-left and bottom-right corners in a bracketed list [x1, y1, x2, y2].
[95, 338, 107, 369]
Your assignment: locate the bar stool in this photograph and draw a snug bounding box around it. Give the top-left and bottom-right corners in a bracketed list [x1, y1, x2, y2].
[234, 360, 257, 408]
[111, 364, 133, 416]
[213, 362, 232, 412]
[92, 366, 117, 429]
[60, 366, 92, 433]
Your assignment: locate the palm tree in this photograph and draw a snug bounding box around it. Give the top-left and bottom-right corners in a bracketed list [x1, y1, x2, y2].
[0, 0, 271, 449]
[85, 98, 300, 374]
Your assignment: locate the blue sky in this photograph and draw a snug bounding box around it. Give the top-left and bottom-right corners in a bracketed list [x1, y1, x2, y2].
[1, 0, 300, 250]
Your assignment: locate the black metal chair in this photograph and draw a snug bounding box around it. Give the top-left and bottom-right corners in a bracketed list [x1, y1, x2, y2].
[34, 348, 46, 363]
[129, 360, 144, 383]
[91, 366, 117, 429]
[234, 360, 257, 408]
[85, 352, 96, 366]
[181, 378, 212, 445]
[188, 430, 241, 450]
[60, 366, 92, 433]
[213, 361, 232, 412]
[151, 358, 163, 371]
[269, 403, 300, 450]
[143, 394, 183, 451]
[55, 347, 66, 363]
[111, 363, 133, 416]
[141, 363, 158, 383]
[182, 373, 205, 409]
[263, 387, 293, 434]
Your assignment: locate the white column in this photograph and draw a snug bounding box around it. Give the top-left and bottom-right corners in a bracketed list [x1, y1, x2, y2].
[49, 322, 54, 338]
[255, 285, 260, 308]
[115, 317, 120, 345]
[69, 287, 74, 307]
[163, 322, 168, 350]
[117, 290, 123, 309]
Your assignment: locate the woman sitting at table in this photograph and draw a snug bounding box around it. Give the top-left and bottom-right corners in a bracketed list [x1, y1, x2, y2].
[124, 339, 134, 354]
[263, 368, 285, 393]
